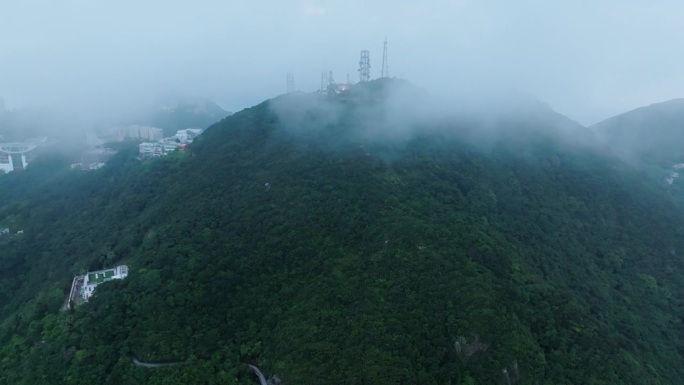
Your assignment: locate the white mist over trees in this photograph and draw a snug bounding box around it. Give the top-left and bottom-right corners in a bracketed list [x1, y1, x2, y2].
[1, 1, 683, 125]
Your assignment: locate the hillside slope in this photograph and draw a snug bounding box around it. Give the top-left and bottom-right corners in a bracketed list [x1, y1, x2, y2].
[592, 98, 684, 207]
[1, 80, 684, 385]
[592, 98, 684, 164]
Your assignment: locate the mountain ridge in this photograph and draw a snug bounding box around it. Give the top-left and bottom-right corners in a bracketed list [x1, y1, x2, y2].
[591, 98, 684, 162]
[591, 96, 684, 209]
[0, 79, 683, 384]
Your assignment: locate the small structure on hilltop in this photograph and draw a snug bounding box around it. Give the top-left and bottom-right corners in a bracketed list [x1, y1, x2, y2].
[318, 70, 352, 96]
[64, 265, 129, 309]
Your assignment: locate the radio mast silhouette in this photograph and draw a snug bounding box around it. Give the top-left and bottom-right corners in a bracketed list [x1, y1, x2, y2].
[320, 71, 328, 92]
[381, 37, 389, 78]
[286, 73, 294, 93]
[358, 50, 370, 82]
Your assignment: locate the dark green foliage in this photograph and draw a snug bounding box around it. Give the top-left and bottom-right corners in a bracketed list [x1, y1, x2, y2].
[1, 80, 684, 384]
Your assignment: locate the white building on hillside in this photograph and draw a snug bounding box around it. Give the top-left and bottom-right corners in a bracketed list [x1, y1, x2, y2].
[139, 142, 163, 158]
[161, 139, 179, 153]
[65, 265, 129, 309]
[174, 128, 204, 144]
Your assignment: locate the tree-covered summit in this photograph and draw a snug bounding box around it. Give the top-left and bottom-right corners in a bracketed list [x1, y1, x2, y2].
[0, 79, 683, 384]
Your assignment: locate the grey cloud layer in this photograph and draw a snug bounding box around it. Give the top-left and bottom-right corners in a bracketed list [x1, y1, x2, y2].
[1, 1, 683, 125]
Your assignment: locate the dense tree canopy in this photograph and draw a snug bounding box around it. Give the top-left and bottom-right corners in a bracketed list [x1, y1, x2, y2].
[0, 79, 683, 384]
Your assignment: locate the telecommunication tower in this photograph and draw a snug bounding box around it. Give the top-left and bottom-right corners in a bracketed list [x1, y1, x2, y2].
[358, 50, 370, 82]
[381, 37, 389, 78]
[321, 72, 328, 92]
[286, 73, 294, 93]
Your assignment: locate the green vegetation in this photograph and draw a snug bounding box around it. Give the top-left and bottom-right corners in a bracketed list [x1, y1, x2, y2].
[0, 80, 684, 384]
[592, 98, 684, 209]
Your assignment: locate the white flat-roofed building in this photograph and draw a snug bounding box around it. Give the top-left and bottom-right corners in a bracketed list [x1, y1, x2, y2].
[161, 139, 179, 153]
[174, 128, 204, 144]
[139, 142, 163, 158]
[65, 265, 129, 309]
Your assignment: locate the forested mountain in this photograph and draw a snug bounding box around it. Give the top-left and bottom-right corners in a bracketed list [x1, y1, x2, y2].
[592, 98, 684, 207]
[1, 79, 684, 385]
[592, 98, 684, 164]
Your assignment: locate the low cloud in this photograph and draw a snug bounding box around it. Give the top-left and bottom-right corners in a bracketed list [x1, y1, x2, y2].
[302, 6, 326, 17]
[268, 78, 595, 160]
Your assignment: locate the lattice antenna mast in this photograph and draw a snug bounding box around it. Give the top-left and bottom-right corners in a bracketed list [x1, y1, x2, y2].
[320, 71, 328, 92]
[358, 50, 370, 82]
[286, 73, 294, 93]
[381, 37, 389, 78]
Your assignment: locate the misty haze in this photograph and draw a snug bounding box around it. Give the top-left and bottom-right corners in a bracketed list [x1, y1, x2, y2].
[2, 2, 684, 385]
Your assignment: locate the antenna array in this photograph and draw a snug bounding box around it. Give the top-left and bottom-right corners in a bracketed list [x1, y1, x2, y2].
[381, 37, 389, 78]
[358, 50, 371, 82]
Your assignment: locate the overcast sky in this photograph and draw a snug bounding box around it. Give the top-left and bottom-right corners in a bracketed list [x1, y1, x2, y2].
[1, 0, 683, 125]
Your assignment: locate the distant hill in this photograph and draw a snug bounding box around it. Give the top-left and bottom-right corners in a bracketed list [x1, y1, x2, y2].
[592, 98, 684, 206]
[122, 97, 231, 137]
[1, 79, 684, 384]
[0, 107, 84, 143]
[0, 97, 230, 143]
[592, 98, 684, 165]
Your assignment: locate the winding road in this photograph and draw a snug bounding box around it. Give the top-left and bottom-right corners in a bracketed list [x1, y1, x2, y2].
[130, 355, 188, 368]
[130, 355, 279, 385]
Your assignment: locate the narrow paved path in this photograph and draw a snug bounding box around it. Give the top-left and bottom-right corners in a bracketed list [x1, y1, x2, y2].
[249, 365, 280, 385]
[249, 365, 268, 385]
[130, 355, 188, 368]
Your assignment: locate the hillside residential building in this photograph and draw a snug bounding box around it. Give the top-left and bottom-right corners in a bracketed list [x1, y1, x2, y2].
[161, 139, 179, 153]
[139, 142, 164, 158]
[139, 128, 203, 158]
[174, 128, 203, 144]
[65, 265, 129, 309]
[111, 125, 163, 142]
